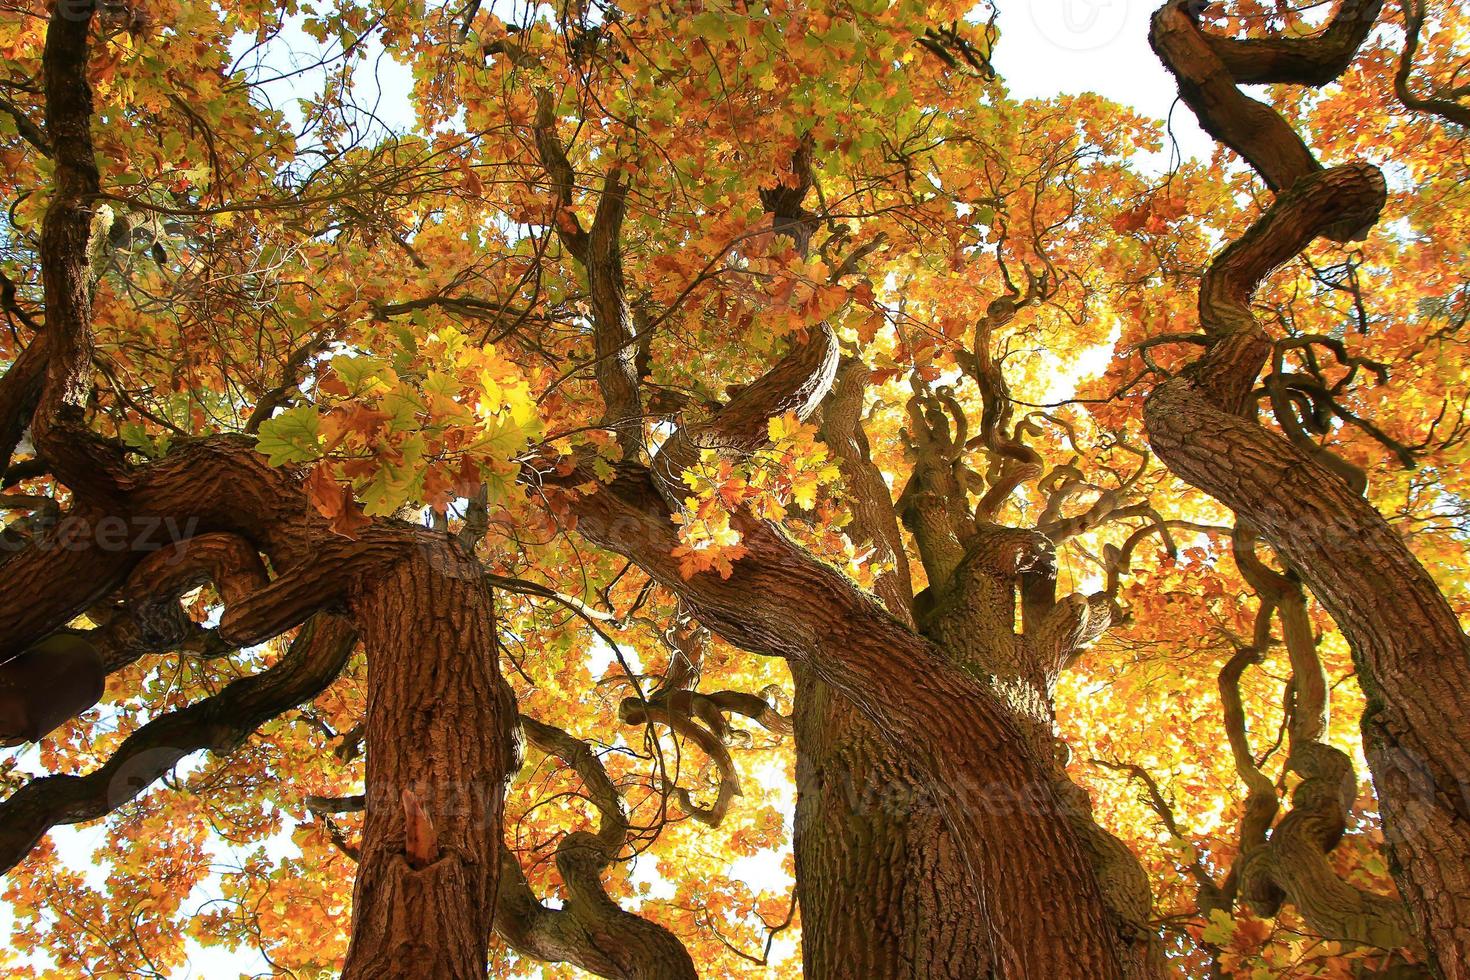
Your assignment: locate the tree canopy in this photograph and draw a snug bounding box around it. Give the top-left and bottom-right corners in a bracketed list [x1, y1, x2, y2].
[2, 0, 1470, 977]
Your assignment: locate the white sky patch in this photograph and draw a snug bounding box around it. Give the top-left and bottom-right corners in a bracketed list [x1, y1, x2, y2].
[991, 0, 1213, 171]
[1038, 323, 1122, 405]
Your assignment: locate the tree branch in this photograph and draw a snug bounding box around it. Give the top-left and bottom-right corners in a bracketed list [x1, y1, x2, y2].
[651, 324, 840, 496]
[532, 90, 642, 458]
[559, 464, 1133, 976]
[0, 614, 356, 876]
[1393, 0, 1470, 126]
[1201, 0, 1383, 86]
[818, 357, 914, 623]
[496, 714, 697, 980]
[1150, 0, 1322, 193]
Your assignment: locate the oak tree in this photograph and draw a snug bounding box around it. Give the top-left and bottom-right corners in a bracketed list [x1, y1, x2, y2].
[2, 0, 1468, 977]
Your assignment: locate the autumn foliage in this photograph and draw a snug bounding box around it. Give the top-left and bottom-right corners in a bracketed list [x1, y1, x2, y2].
[2, 0, 1470, 977]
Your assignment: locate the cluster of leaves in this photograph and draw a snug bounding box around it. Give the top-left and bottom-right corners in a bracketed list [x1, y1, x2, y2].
[671, 414, 841, 580]
[258, 331, 542, 534]
[2, 0, 1469, 976]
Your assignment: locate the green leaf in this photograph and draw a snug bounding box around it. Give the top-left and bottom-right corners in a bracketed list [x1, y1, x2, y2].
[255, 405, 322, 466]
[1200, 908, 1235, 945]
[691, 11, 729, 41]
[332, 355, 389, 393]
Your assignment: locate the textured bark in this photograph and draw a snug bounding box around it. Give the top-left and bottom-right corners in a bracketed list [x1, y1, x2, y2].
[342, 546, 511, 980]
[577, 294, 1152, 973]
[1147, 2, 1470, 969]
[1147, 386, 1470, 974]
[21, 5, 513, 976]
[35, 0, 100, 435]
[1224, 536, 1423, 959]
[653, 324, 839, 492]
[792, 670, 993, 979]
[0, 507, 137, 660]
[567, 469, 1129, 977]
[797, 368, 988, 978]
[1203, 0, 1382, 86]
[893, 345, 1159, 975]
[497, 850, 697, 980]
[0, 440, 518, 975]
[1239, 742, 1420, 952]
[0, 332, 46, 475]
[920, 526, 1158, 977]
[817, 356, 914, 620]
[1149, 1, 1321, 194]
[301, 709, 697, 980]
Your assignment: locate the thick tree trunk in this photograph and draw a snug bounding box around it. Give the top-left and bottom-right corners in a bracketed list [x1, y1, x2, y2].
[793, 669, 993, 979]
[27, 3, 518, 974]
[568, 470, 1129, 977]
[1146, 385, 1470, 974]
[797, 361, 992, 978]
[341, 545, 511, 980]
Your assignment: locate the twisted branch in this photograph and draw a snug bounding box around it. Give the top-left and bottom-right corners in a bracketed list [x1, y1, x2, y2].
[497, 714, 697, 980]
[0, 615, 356, 877]
[1146, 0, 1470, 964]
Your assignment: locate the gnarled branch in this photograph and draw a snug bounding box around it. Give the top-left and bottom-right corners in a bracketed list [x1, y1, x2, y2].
[497, 714, 697, 980]
[0, 614, 356, 877]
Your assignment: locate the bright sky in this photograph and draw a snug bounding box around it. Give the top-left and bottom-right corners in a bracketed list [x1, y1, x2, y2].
[993, 0, 1213, 166]
[1, 3, 1213, 977]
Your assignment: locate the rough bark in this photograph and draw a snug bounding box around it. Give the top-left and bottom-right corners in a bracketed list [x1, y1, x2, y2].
[341, 546, 511, 980]
[0, 332, 46, 476]
[792, 670, 993, 978]
[565, 467, 1129, 977]
[1148, 1, 1322, 195]
[818, 356, 914, 619]
[304, 708, 698, 980]
[898, 327, 1161, 975]
[1147, 383, 1470, 973]
[1203, 0, 1383, 86]
[569, 293, 1153, 973]
[1147, 2, 1470, 972]
[919, 524, 1158, 977]
[6, 9, 519, 975]
[652, 323, 838, 493]
[1226, 532, 1423, 960]
[791, 357, 994, 978]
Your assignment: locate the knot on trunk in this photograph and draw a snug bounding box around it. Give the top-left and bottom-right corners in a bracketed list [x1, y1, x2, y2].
[965, 525, 1056, 578]
[401, 788, 441, 870]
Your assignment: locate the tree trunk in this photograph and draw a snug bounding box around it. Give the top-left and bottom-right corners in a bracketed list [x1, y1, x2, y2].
[1146, 384, 1470, 974]
[341, 545, 512, 979]
[793, 669, 993, 979]
[797, 360, 992, 978]
[568, 470, 1130, 977]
